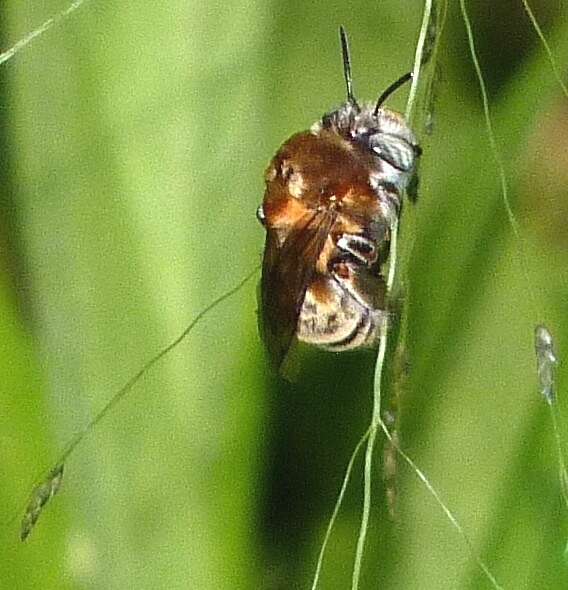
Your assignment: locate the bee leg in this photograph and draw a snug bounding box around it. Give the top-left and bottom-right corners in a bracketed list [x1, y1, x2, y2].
[336, 234, 378, 265]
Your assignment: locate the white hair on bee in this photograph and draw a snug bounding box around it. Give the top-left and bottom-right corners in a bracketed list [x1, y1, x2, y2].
[287, 171, 306, 199]
[324, 103, 419, 192]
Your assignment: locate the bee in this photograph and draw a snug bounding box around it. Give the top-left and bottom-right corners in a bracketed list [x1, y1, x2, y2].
[257, 28, 421, 371]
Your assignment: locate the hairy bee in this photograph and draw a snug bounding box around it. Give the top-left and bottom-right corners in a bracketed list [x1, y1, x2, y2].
[257, 28, 420, 370]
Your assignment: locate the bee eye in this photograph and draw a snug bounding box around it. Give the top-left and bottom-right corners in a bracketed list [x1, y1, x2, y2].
[371, 134, 415, 172]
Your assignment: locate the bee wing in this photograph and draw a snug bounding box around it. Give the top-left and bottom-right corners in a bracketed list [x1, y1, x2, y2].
[260, 210, 335, 370]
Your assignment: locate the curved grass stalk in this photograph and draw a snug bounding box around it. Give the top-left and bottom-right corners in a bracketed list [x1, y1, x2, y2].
[351, 308, 392, 590]
[377, 417, 504, 590]
[461, 0, 567, 579]
[459, 0, 521, 243]
[351, 1, 436, 586]
[16, 267, 258, 540]
[310, 427, 372, 590]
[0, 0, 91, 67]
[405, 0, 435, 122]
[311, 1, 439, 579]
[459, 0, 541, 323]
[520, 0, 568, 100]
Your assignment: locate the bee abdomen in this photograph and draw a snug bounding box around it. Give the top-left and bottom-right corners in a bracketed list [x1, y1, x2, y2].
[297, 276, 383, 351]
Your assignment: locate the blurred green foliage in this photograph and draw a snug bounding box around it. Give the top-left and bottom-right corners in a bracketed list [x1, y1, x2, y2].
[1, 1, 568, 589]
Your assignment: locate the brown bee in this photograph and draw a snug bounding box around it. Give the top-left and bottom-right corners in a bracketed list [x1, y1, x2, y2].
[257, 28, 421, 370]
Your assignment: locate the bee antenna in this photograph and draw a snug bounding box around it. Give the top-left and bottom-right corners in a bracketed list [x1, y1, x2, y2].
[339, 26, 358, 107]
[373, 71, 413, 116]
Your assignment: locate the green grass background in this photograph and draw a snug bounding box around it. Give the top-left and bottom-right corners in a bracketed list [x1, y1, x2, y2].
[1, 1, 568, 588]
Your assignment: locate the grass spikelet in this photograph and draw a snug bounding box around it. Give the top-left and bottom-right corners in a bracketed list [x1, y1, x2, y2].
[20, 465, 64, 542]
